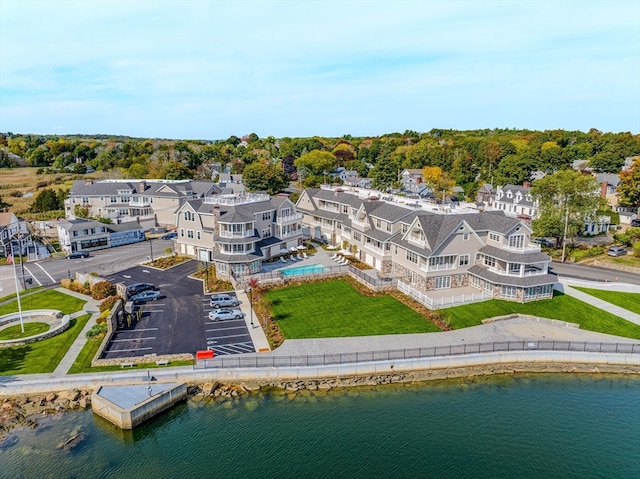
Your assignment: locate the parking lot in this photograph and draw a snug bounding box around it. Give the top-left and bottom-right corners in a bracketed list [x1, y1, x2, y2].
[100, 260, 255, 360]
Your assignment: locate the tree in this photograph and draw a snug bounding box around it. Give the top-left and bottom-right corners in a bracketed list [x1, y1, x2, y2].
[589, 151, 624, 173]
[422, 166, 455, 203]
[161, 160, 192, 180]
[531, 170, 601, 258]
[31, 188, 62, 213]
[294, 150, 336, 176]
[242, 161, 288, 195]
[617, 158, 640, 208]
[493, 154, 535, 186]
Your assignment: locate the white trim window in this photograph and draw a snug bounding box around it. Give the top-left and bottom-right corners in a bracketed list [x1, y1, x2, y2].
[508, 235, 524, 249]
[434, 276, 451, 289]
[501, 285, 517, 299]
[459, 254, 470, 266]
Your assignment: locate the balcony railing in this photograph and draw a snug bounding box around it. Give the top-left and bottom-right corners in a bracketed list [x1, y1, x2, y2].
[219, 230, 254, 239]
[420, 263, 457, 273]
[275, 212, 303, 225]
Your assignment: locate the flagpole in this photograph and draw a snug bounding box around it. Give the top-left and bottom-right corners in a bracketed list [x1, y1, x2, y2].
[9, 245, 25, 333]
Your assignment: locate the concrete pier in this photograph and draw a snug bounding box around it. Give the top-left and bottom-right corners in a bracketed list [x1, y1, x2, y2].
[91, 382, 186, 429]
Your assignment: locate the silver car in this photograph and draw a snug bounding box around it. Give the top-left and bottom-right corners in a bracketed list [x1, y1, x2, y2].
[208, 309, 245, 321]
[210, 294, 239, 308]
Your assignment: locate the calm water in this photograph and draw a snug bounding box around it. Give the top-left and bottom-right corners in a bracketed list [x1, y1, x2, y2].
[2, 374, 640, 479]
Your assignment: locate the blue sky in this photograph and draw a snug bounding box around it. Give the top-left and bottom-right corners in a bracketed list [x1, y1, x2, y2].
[1, 0, 639, 139]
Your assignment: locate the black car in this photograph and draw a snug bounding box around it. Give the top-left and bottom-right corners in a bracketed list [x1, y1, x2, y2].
[67, 251, 90, 259]
[631, 218, 640, 227]
[127, 283, 158, 295]
[161, 232, 178, 240]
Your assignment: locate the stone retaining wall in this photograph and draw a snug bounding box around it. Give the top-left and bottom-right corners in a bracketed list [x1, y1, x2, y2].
[3, 350, 639, 396]
[592, 260, 640, 275]
[0, 310, 69, 349]
[92, 353, 194, 367]
[482, 313, 580, 329]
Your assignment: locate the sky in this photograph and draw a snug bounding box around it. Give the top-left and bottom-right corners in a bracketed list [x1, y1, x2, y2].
[1, 0, 639, 140]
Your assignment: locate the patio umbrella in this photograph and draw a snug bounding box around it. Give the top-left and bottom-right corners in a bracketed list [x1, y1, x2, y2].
[297, 245, 306, 250]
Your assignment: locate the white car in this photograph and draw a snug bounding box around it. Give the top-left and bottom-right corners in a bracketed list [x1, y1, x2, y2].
[208, 309, 245, 321]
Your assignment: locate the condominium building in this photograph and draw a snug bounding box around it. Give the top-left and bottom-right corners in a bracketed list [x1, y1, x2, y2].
[64, 179, 226, 229]
[297, 188, 557, 303]
[174, 193, 303, 279]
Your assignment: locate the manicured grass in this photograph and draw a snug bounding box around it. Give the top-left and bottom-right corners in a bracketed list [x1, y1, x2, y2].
[0, 322, 50, 340]
[264, 279, 440, 338]
[574, 287, 640, 315]
[439, 292, 640, 340]
[68, 336, 193, 373]
[0, 313, 91, 375]
[0, 289, 86, 316]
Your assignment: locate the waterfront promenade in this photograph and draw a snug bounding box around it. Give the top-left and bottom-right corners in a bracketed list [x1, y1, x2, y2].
[1, 248, 640, 396]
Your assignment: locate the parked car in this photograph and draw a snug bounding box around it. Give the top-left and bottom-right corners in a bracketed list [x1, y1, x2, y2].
[607, 246, 627, 257]
[631, 218, 640, 227]
[148, 227, 166, 234]
[533, 238, 554, 247]
[127, 283, 158, 296]
[67, 251, 90, 259]
[208, 309, 245, 321]
[131, 290, 162, 303]
[210, 293, 239, 308]
[161, 232, 178, 240]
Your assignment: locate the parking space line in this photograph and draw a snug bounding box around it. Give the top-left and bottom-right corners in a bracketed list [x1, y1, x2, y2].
[107, 347, 153, 352]
[110, 337, 156, 342]
[205, 332, 250, 339]
[119, 327, 158, 332]
[212, 326, 246, 332]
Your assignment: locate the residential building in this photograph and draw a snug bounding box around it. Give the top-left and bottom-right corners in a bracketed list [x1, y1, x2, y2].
[0, 212, 32, 257]
[400, 169, 424, 193]
[57, 218, 145, 254]
[174, 193, 303, 279]
[297, 187, 556, 304]
[64, 179, 226, 229]
[492, 183, 537, 221]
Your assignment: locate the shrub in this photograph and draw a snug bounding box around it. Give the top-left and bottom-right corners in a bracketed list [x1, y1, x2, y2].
[86, 323, 108, 339]
[91, 280, 116, 300]
[60, 278, 91, 295]
[570, 246, 604, 262]
[633, 241, 640, 258]
[100, 295, 120, 312]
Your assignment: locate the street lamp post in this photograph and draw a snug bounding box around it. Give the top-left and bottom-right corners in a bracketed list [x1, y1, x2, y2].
[561, 199, 570, 263]
[249, 287, 254, 327]
[149, 238, 154, 262]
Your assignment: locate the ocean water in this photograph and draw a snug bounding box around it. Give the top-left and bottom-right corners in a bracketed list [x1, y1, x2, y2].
[2, 374, 639, 479]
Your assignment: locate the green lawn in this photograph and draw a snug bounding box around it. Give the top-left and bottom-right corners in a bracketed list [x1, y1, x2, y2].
[439, 292, 640, 340]
[264, 279, 440, 338]
[573, 287, 640, 315]
[0, 313, 91, 375]
[68, 336, 193, 373]
[0, 289, 86, 316]
[0, 322, 50, 340]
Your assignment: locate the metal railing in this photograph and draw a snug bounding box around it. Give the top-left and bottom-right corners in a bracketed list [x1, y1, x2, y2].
[194, 340, 640, 370]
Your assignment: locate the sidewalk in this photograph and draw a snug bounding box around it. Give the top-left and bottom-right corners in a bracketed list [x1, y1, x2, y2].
[559, 281, 640, 327]
[51, 289, 101, 376]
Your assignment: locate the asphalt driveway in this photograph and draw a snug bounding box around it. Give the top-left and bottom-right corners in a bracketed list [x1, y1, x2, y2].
[101, 260, 255, 359]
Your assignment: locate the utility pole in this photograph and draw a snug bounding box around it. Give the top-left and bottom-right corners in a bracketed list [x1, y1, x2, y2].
[561, 199, 570, 263]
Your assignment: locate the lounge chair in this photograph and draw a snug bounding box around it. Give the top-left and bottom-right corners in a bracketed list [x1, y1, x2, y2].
[281, 256, 288, 263]
[302, 252, 308, 259]
[330, 253, 337, 260]
[333, 255, 343, 262]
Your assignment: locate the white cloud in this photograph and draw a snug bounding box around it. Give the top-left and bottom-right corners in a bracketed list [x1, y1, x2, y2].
[1, 0, 638, 137]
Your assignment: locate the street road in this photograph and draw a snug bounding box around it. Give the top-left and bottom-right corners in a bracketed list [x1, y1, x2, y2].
[0, 239, 173, 295]
[549, 261, 640, 285]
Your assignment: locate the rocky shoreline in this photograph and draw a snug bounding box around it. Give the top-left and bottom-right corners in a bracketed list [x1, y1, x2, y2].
[3, 362, 639, 444]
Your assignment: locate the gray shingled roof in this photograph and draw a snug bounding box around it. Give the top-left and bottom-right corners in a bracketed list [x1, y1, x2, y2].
[478, 245, 550, 263]
[468, 266, 557, 287]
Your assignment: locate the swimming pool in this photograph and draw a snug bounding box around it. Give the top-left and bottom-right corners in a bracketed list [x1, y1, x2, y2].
[280, 263, 328, 276]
